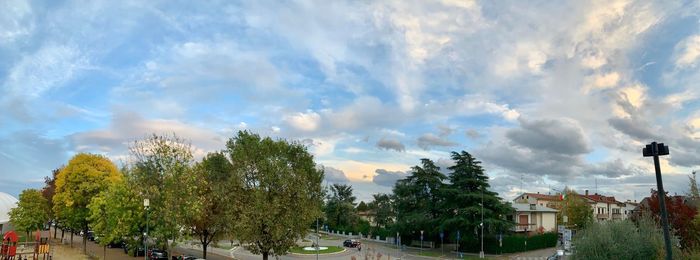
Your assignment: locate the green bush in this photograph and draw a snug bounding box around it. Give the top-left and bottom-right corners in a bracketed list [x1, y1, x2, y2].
[458, 232, 557, 254]
[572, 218, 682, 260]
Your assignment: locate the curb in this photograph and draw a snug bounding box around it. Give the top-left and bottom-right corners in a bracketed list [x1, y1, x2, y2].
[289, 248, 348, 256]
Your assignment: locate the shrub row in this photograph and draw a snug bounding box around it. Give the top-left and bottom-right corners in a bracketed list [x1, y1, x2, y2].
[458, 232, 558, 254]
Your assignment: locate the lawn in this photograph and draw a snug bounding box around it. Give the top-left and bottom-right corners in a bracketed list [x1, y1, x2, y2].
[320, 235, 340, 240]
[289, 246, 344, 254]
[417, 251, 444, 257]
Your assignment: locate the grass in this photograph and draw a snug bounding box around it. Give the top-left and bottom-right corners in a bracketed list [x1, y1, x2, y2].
[289, 246, 344, 254]
[417, 251, 444, 257]
[319, 235, 340, 240]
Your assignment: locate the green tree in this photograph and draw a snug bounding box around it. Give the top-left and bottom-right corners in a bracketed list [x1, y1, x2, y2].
[88, 178, 144, 255]
[441, 151, 513, 238]
[179, 152, 240, 259]
[357, 201, 369, 212]
[368, 193, 393, 229]
[128, 134, 193, 252]
[393, 158, 445, 242]
[53, 153, 122, 254]
[9, 189, 50, 240]
[573, 216, 681, 260]
[324, 184, 358, 230]
[562, 189, 592, 229]
[226, 131, 324, 260]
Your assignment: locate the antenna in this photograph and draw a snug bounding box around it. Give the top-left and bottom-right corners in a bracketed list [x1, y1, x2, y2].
[520, 173, 523, 192]
[595, 178, 598, 194]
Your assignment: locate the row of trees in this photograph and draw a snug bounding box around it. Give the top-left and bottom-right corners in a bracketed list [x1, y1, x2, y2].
[323, 151, 516, 245]
[10, 131, 324, 260]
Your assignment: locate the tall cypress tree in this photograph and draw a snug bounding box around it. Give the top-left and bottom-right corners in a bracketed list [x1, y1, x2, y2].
[441, 151, 513, 240]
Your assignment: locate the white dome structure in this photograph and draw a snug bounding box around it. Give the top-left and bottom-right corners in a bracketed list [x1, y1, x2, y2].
[0, 192, 18, 224]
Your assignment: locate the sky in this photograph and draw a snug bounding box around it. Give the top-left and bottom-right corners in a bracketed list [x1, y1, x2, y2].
[1, 0, 700, 203]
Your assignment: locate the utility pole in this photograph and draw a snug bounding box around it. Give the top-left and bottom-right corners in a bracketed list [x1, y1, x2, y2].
[144, 199, 149, 260]
[643, 142, 672, 260]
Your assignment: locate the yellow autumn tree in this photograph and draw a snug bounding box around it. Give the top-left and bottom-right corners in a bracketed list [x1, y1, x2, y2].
[53, 153, 122, 254]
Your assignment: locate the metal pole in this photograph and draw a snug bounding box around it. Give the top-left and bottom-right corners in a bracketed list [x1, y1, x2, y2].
[480, 187, 484, 258]
[653, 147, 673, 260]
[145, 207, 148, 260]
[316, 218, 319, 260]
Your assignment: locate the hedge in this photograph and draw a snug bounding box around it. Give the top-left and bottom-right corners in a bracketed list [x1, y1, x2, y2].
[458, 232, 558, 254]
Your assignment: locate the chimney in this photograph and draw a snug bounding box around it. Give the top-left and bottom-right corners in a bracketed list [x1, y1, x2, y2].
[585, 190, 589, 196]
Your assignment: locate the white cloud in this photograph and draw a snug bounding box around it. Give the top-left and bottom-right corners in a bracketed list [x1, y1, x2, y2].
[285, 110, 321, 132]
[3, 44, 88, 97]
[675, 34, 700, 68]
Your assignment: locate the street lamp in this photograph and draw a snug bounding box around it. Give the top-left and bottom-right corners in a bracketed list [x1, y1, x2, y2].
[643, 142, 672, 260]
[144, 199, 149, 260]
[316, 218, 319, 260]
[480, 187, 484, 259]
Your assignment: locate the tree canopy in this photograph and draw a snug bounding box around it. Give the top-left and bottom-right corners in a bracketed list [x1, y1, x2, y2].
[9, 189, 49, 238]
[53, 153, 122, 253]
[226, 131, 324, 260]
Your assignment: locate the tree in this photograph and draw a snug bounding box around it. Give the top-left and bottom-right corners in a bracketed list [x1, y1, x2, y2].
[9, 189, 49, 240]
[179, 152, 240, 259]
[88, 178, 144, 255]
[357, 201, 369, 212]
[643, 190, 699, 250]
[226, 131, 324, 260]
[393, 158, 445, 242]
[572, 217, 680, 260]
[368, 193, 393, 229]
[128, 134, 193, 252]
[53, 153, 122, 254]
[325, 184, 358, 230]
[42, 168, 60, 239]
[562, 189, 592, 229]
[441, 151, 513, 240]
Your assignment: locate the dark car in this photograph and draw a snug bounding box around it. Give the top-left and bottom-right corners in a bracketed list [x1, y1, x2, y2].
[343, 239, 361, 248]
[124, 243, 145, 257]
[148, 249, 168, 260]
[172, 255, 199, 260]
[106, 240, 124, 248]
[86, 231, 95, 241]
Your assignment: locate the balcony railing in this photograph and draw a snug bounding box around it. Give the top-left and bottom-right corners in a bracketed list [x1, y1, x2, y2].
[596, 213, 609, 219]
[513, 223, 536, 232]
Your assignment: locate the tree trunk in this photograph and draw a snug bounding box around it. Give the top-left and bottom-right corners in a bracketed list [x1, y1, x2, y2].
[70, 232, 74, 248]
[61, 228, 65, 242]
[263, 252, 269, 260]
[104, 245, 106, 260]
[53, 223, 58, 239]
[83, 227, 88, 254]
[202, 241, 208, 259]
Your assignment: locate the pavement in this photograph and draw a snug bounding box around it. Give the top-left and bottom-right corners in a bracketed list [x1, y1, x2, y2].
[44, 228, 559, 260]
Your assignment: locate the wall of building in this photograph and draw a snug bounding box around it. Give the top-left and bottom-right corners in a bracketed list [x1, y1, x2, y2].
[542, 213, 556, 231]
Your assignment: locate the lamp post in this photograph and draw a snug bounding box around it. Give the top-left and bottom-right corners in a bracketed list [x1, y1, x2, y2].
[316, 218, 319, 260]
[420, 230, 424, 255]
[479, 187, 484, 259]
[643, 142, 672, 260]
[144, 199, 149, 260]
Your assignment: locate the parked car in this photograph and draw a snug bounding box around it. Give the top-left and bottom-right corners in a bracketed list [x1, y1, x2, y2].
[343, 239, 361, 248]
[106, 239, 124, 248]
[123, 243, 145, 257]
[86, 231, 95, 241]
[148, 249, 168, 260]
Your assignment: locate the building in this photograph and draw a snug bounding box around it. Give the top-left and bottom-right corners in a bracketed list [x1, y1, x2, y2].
[513, 192, 563, 209]
[0, 192, 18, 234]
[510, 203, 558, 234]
[622, 200, 638, 219]
[357, 210, 376, 227]
[579, 190, 624, 222]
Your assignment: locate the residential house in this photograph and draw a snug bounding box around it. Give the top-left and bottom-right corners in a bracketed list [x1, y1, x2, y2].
[579, 190, 624, 221]
[510, 203, 558, 234]
[357, 210, 376, 226]
[622, 200, 638, 219]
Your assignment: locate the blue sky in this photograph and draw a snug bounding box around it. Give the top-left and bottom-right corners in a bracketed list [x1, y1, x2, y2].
[1, 0, 700, 202]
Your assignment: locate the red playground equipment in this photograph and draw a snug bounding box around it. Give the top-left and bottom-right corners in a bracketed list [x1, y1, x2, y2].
[1, 230, 52, 260]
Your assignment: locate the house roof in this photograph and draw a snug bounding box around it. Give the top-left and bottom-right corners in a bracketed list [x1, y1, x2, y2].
[519, 193, 562, 201]
[512, 203, 558, 213]
[580, 194, 621, 204]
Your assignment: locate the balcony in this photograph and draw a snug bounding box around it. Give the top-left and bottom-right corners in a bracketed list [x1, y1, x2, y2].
[596, 214, 609, 219]
[612, 213, 622, 220]
[514, 223, 536, 232]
